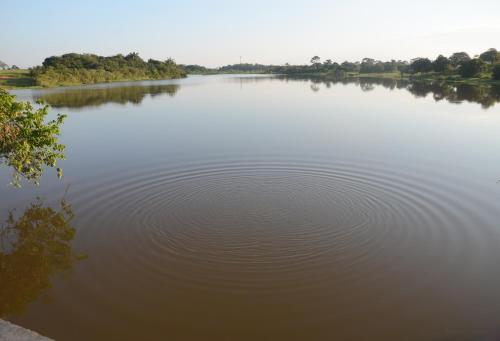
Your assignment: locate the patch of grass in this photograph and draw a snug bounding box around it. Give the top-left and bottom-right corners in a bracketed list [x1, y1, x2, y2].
[0, 69, 37, 89]
[356, 72, 402, 79]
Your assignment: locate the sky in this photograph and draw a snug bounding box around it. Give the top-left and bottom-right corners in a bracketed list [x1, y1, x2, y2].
[2, 0, 500, 68]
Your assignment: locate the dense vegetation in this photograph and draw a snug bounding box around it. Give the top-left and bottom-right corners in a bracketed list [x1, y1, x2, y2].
[179, 48, 500, 84]
[0, 89, 66, 186]
[2, 48, 499, 89]
[181, 63, 274, 75]
[182, 64, 215, 74]
[31, 53, 187, 87]
[218, 63, 274, 73]
[273, 48, 500, 83]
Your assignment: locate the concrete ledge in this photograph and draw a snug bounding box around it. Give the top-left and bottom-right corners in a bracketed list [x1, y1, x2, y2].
[0, 320, 53, 341]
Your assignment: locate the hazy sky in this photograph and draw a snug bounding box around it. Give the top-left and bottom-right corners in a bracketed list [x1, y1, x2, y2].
[2, 0, 500, 68]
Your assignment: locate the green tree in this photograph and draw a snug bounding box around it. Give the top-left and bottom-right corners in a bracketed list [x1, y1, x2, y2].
[432, 55, 451, 72]
[340, 61, 359, 72]
[449, 52, 471, 66]
[32, 52, 186, 87]
[310, 56, 321, 65]
[459, 59, 486, 78]
[0, 89, 66, 186]
[0, 60, 8, 70]
[360, 58, 375, 73]
[479, 48, 500, 63]
[410, 58, 432, 73]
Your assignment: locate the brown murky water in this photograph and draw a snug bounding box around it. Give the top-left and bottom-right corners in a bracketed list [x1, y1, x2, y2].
[2, 76, 500, 340]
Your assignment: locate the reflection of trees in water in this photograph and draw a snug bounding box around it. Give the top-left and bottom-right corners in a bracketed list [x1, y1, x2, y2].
[1, 92, 79, 317]
[310, 84, 320, 92]
[34, 84, 180, 109]
[224, 76, 278, 84]
[406, 82, 500, 109]
[277, 75, 500, 109]
[0, 197, 83, 317]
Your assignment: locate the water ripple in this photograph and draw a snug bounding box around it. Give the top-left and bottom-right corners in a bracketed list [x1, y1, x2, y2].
[61, 157, 499, 312]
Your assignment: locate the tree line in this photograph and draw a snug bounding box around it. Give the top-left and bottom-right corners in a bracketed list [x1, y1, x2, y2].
[406, 49, 500, 79]
[182, 63, 274, 74]
[182, 48, 500, 82]
[274, 48, 500, 80]
[4, 48, 500, 87]
[31, 53, 187, 87]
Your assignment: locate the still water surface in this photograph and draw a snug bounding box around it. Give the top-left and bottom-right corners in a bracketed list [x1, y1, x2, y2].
[2, 75, 500, 340]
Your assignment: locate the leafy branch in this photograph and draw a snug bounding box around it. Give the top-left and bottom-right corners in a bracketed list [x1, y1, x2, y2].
[0, 89, 66, 186]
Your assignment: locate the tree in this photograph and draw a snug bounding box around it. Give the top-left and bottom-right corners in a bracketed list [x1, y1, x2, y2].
[10, 65, 19, 70]
[0, 60, 8, 70]
[340, 61, 359, 72]
[432, 55, 451, 73]
[383, 60, 398, 73]
[449, 52, 471, 66]
[310, 56, 321, 65]
[33, 52, 186, 87]
[399, 64, 411, 75]
[410, 58, 432, 73]
[459, 58, 486, 78]
[479, 48, 500, 63]
[360, 58, 376, 73]
[492, 64, 500, 80]
[0, 89, 66, 186]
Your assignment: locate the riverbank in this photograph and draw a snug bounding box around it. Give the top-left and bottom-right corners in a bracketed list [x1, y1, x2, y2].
[3, 69, 500, 90]
[0, 69, 186, 90]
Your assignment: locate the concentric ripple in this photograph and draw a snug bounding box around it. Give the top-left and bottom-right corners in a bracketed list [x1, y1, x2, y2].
[64, 157, 499, 307]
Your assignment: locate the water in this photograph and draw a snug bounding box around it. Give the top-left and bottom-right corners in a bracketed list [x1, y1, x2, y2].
[2, 75, 500, 340]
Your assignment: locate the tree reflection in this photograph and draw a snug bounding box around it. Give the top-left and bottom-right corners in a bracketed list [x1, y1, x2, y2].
[277, 75, 500, 109]
[406, 82, 500, 109]
[0, 197, 83, 317]
[34, 83, 180, 109]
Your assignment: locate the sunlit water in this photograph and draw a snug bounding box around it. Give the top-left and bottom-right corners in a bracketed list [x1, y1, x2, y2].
[2, 75, 500, 340]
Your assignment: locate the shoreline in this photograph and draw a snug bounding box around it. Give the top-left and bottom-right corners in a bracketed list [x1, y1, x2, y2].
[0, 69, 187, 90]
[280, 71, 500, 85]
[2, 70, 500, 91]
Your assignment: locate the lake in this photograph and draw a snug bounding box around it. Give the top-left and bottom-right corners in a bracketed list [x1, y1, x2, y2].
[2, 75, 500, 340]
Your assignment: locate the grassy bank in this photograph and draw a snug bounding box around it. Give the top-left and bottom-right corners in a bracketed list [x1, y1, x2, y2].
[0, 69, 184, 90]
[0, 69, 37, 89]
